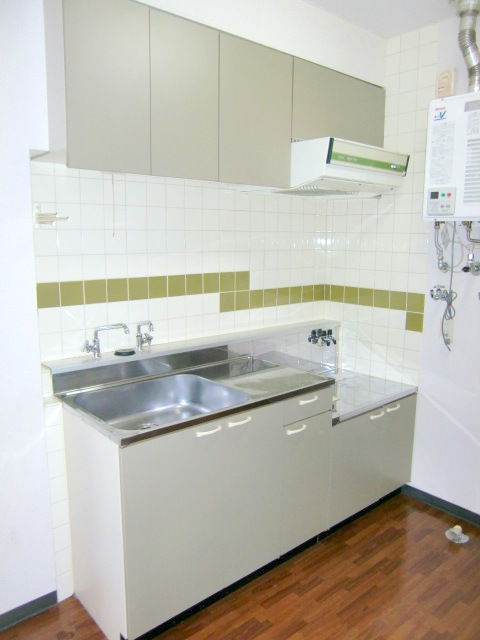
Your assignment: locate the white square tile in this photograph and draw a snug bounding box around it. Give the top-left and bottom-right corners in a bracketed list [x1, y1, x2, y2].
[39, 334, 63, 361]
[62, 330, 87, 358]
[127, 230, 147, 254]
[56, 571, 74, 602]
[37, 307, 62, 336]
[80, 178, 103, 205]
[85, 303, 108, 330]
[58, 256, 83, 281]
[47, 451, 66, 479]
[166, 184, 185, 208]
[105, 229, 127, 254]
[53, 524, 71, 553]
[83, 254, 106, 279]
[31, 174, 56, 202]
[34, 229, 58, 256]
[147, 182, 166, 207]
[50, 476, 68, 504]
[35, 256, 59, 283]
[44, 403, 63, 428]
[81, 203, 104, 229]
[126, 180, 146, 206]
[51, 500, 69, 528]
[57, 230, 83, 256]
[61, 305, 85, 332]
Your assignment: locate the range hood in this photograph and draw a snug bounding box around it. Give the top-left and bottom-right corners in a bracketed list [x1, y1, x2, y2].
[275, 137, 410, 198]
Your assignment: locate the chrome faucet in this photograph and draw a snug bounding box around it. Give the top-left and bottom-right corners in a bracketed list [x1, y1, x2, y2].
[136, 320, 154, 351]
[82, 323, 130, 359]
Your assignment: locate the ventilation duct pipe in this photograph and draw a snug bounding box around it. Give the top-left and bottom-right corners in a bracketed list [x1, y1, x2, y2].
[456, 0, 480, 92]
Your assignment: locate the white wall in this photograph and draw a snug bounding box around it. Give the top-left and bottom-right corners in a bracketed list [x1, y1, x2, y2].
[410, 16, 480, 515]
[0, 0, 56, 615]
[137, 0, 386, 85]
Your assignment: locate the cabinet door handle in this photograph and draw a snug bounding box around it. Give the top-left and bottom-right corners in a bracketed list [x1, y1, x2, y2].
[286, 424, 307, 436]
[386, 403, 400, 413]
[227, 416, 252, 428]
[299, 395, 318, 405]
[196, 425, 222, 438]
[370, 410, 385, 420]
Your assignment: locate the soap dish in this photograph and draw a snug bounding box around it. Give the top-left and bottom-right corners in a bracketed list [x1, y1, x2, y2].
[114, 348, 136, 356]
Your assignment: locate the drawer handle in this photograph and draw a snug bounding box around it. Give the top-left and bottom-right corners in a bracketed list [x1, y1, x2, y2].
[386, 403, 401, 413]
[299, 395, 318, 405]
[370, 410, 385, 420]
[227, 416, 252, 428]
[286, 424, 307, 436]
[196, 425, 222, 438]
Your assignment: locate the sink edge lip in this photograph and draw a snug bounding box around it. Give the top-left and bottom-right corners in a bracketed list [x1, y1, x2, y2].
[61, 372, 334, 447]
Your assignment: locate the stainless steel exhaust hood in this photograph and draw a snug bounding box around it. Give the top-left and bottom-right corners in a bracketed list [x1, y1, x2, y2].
[274, 137, 410, 198]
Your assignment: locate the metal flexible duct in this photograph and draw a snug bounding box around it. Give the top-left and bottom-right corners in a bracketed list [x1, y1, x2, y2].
[456, 0, 480, 92]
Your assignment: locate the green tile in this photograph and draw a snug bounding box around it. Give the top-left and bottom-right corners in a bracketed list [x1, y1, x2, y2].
[37, 282, 60, 309]
[186, 273, 203, 295]
[250, 290, 264, 309]
[203, 272, 219, 294]
[220, 272, 235, 292]
[374, 289, 390, 309]
[359, 288, 374, 306]
[235, 271, 250, 291]
[324, 284, 331, 301]
[128, 277, 148, 301]
[277, 287, 290, 306]
[314, 284, 325, 301]
[390, 290, 407, 311]
[406, 312, 424, 332]
[149, 276, 167, 298]
[168, 275, 185, 297]
[107, 278, 128, 303]
[289, 286, 302, 304]
[302, 285, 314, 302]
[344, 286, 359, 305]
[331, 285, 344, 303]
[84, 280, 106, 304]
[264, 288, 277, 307]
[60, 281, 84, 307]
[407, 292, 425, 313]
[235, 290, 250, 311]
[220, 291, 235, 312]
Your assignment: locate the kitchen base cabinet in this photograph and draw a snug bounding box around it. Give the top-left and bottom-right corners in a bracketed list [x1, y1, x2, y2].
[328, 394, 417, 528]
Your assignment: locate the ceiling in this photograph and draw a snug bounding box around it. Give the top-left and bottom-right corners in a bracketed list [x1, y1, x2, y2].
[304, 0, 457, 38]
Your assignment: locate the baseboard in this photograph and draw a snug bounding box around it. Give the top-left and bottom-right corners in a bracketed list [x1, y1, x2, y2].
[402, 485, 480, 526]
[0, 591, 57, 632]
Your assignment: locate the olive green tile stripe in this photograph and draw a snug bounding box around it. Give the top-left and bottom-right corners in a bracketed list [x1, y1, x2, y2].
[36, 272, 251, 308]
[36, 276, 424, 333]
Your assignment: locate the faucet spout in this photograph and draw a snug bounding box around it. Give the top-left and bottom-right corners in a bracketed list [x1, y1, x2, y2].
[82, 323, 130, 359]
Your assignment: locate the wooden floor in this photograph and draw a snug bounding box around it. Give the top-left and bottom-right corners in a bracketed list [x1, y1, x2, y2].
[2, 494, 479, 640]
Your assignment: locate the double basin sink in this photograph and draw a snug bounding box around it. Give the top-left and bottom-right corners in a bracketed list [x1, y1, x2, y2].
[58, 352, 278, 433]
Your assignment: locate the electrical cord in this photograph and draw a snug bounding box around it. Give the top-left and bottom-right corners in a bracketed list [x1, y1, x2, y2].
[441, 222, 457, 351]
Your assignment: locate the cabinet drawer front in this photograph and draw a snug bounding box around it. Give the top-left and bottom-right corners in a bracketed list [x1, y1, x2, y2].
[284, 388, 332, 424]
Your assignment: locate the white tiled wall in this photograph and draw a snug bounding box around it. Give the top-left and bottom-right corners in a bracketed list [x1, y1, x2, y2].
[31, 159, 327, 360]
[320, 24, 438, 385]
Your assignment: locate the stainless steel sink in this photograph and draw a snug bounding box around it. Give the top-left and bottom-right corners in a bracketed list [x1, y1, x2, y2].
[71, 374, 250, 431]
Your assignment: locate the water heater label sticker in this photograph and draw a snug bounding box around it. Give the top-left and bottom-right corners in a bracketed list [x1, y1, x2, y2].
[430, 121, 455, 183]
[434, 106, 447, 121]
[466, 111, 480, 136]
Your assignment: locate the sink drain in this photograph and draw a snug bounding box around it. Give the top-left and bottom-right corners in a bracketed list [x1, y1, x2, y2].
[139, 423, 159, 430]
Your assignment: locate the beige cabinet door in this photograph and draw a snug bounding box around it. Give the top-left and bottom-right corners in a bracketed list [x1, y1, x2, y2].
[292, 57, 385, 147]
[150, 10, 219, 181]
[219, 33, 293, 188]
[281, 412, 332, 555]
[63, 0, 151, 174]
[378, 395, 417, 496]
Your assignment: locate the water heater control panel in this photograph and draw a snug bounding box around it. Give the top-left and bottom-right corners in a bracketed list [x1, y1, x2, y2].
[425, 187, 456, 216]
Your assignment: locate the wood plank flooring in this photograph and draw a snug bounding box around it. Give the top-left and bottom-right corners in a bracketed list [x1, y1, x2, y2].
[1, 494, 479, 640]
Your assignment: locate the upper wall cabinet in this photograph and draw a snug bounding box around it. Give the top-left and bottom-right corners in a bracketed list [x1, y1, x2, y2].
[63, 0, 151, 175]
[219, 34, 293, 188]
[292, 58, 385, 147]
[150, 12, 219, 181]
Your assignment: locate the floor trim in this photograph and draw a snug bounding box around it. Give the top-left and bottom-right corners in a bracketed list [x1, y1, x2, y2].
[0, 591, 57, 632]
[402, 485, 480, 526]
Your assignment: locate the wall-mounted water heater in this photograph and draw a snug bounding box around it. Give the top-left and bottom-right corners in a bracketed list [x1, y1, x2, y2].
[424, 92, 480, 221]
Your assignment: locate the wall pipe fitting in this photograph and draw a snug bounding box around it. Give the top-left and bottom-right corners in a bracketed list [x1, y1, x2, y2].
[456, 0, 480, 92]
